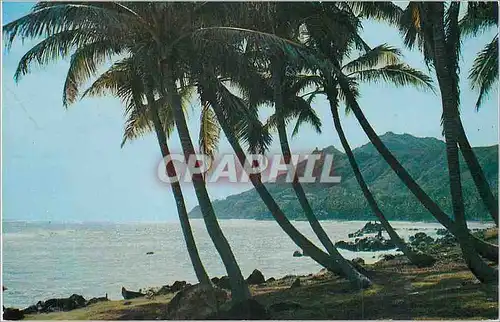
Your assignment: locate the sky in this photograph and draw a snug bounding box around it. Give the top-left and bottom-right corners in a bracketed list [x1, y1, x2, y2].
[2, 2, 499, 222]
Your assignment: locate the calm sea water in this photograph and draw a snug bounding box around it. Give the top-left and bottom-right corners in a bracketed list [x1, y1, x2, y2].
[2, 219, 493, 308]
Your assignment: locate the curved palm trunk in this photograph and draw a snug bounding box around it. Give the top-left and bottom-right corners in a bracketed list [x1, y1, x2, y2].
[430, 3, 497, 283]
[273, 65, 345, 258]
[331, 77, 498, 264]
[327, 90, 435, 267]
[457, 121, 498, 226]
[205, 88, 371, 289]
[276, 120, 342, 255]
[149, 101, 211, 286]
[163, 74, 251, 302]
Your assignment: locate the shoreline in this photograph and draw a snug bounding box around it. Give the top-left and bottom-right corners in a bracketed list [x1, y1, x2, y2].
[3, 222, 496, 310]
[6, 227, 497, 320]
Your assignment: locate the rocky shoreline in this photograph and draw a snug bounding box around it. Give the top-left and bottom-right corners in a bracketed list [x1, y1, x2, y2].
[2, 224, 495, 320]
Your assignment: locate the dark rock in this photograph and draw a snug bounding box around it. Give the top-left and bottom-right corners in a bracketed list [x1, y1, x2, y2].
[436, 228, 448, 235]
[266, 277, 276, 283]
[2, 286, 7, 291]
[3, 307, 24, 320]
[37, 294, 87, 313]
[86, 294, 109, 306]
[409, 232, 435, 250]
[268, 301, 303, 312]
[382, 254, 396, 261]
[352, 257, 365, 265]
[121, 287, 145, 300]
[348, 222, 385, 238]
[211, 299, 269, 320]
[216, 276, 232, 290]
[246, 269, 265, 285]
[146, 251, 154, 255]
[336, 235, 396, 252]
[154, 285, 172, 296]
[22, 305, 37, 315]
[211, 277, 220, 285]
[292, 250, 303, 257]
[290, 278, 301, 288]
[165, 284, 229, 319]
[170, 281, 190, 293]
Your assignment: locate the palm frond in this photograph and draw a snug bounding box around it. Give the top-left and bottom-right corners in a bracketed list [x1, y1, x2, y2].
[460, 2, 498, 37]
[353, 64, 435, 92]
[342, 44, 402, 74]
[348, 1, 403, 25]
[399, 2, 434, 66]
[63, 40, 125, 106]
[3, 3, 136, 49]
[198, 102, 221, 160]
[469, 36, 498, 110]
[121, 106, 152, 148]
[291, 97, 322, 137]
[13, 29, 102, 81]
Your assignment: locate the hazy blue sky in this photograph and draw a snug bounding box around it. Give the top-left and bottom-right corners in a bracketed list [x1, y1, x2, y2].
[2, 3, 498, 222]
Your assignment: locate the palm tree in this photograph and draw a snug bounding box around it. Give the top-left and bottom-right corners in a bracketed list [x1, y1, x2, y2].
[458, 2, 499, 226]
[78, 57, 211, 286]
[4, 2, 251, 301]
[323, 45, 438, 267]
[189, 3, 373, 288]
[196, 75, 371, 289]
[260, 3, 345, 260]
[396, 1, 497, 282]
[296, 2, 498, 264]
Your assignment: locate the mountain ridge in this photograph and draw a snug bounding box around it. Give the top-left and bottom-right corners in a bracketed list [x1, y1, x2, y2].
[188, 132, 498, 222]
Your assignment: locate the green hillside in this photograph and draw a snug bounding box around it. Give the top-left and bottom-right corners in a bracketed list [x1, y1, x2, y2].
[189, 132, 498, 222]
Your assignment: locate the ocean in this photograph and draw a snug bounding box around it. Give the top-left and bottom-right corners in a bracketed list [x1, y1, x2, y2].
[2, 219, 494, 308]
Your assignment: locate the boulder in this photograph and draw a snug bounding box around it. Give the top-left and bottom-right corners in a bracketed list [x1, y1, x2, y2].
[3, 307, 24, 320]
[436, 228, 448, 235]
[352, 257, 365, 265]
[146, 251, 154, 255]
[38, 294, 87, 313]
[382, 254, 396, 261]
[409, 232, 435, 250]
[246, 269, 265, 285]
[22, 305, 37, 315]
[348, 222, 385, 238]
[292, 250, 303, 257]
[164, 284, 229, 319]
[335, 236, 396, 252]
[215, 276, 232, 290]
[86, 294, 109, 306]
[210, 299, 269, 320]
[266, 277, 276, 283]
[170, 281, 190, 293]
[290, 278, 301, 289]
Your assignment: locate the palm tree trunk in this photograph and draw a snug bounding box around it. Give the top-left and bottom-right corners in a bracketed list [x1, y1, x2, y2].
[273, 63, 345, 258]
[205, 87, 371, 289]
[327, 89, 435, 267]
[429, 3, 497, 283]
[332, 77, 498, 264]
[457, 120, 498, 226]
[148, 98, 211, 286]
[163, 72, 251, 302]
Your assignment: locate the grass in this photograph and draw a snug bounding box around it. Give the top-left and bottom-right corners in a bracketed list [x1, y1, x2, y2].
[25, 295, 174, 320]
[24, 228, 498, 320]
